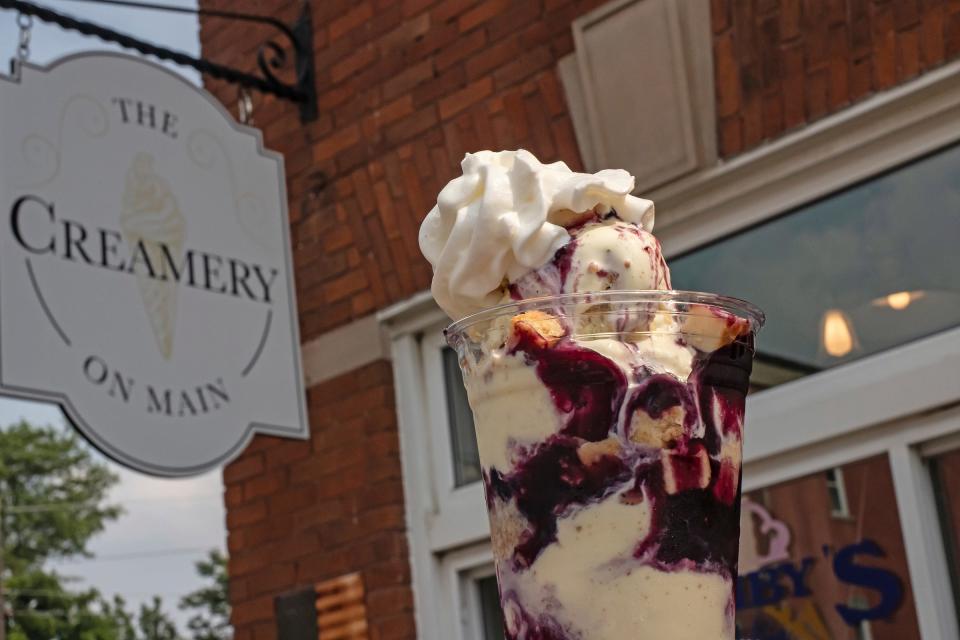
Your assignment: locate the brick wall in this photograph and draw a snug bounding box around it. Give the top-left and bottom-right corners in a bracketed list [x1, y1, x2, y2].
[199, 1, 960, 639]
[199, 2, 608, 638]
[201, 0, 607, 344]
[713, 0, 960, 158]
[222, 362, 409, 640]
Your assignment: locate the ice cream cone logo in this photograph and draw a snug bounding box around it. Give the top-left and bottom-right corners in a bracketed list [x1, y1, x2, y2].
[739, 498, 792, 574]
[120, 153, 186, 359]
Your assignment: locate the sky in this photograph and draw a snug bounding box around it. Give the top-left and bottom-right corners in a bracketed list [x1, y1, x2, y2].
[0, 0, 223, 631]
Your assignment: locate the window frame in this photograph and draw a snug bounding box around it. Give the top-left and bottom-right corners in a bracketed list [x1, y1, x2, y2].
[383, 57, 960, 640]
[825, 467, 852, 519]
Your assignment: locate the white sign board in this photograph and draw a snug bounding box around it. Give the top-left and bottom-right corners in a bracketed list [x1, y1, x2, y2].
[0, 53, 308, 476]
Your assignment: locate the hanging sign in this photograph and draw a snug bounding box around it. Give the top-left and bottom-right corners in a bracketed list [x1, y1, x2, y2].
[0, 53, 307, 476]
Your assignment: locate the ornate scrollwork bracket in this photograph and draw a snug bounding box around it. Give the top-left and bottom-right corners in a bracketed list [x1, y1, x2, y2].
[0, 0, 318, 122]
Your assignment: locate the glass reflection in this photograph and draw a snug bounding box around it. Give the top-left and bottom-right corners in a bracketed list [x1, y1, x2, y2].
[671, 143, 960, 389]
[737, 456, 920, 639]
[442, 347, 482, 486]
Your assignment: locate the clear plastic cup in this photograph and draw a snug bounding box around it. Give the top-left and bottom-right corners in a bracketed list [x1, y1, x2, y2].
[445, 291, 764, 640]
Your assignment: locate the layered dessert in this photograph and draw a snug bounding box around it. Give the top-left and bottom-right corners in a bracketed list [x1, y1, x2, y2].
[420, 150, 762, 640]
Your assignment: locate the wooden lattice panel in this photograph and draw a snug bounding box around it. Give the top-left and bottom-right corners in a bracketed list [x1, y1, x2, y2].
[316, 572, 369, 640]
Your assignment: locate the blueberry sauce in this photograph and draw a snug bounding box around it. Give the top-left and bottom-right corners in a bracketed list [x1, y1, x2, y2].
[485, 333, 752, 639]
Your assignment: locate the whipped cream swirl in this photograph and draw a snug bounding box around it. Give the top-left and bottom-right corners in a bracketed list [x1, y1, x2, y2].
[418, 149, 655, 319]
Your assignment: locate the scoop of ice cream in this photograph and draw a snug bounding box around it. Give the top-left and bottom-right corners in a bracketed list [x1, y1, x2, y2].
[418, 149, 654, 320]
[564, 220, 670, 293]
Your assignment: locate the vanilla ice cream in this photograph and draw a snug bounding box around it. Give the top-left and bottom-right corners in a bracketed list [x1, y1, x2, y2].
[421, 150, 762, 640]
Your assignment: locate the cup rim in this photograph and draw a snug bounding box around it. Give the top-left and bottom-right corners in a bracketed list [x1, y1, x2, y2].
[445, 289, 765, 336]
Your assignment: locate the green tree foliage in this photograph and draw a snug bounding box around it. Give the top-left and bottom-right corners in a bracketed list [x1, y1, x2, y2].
[0, 421, 121, 569]
[0, 420, 181, 639]
[137, 597, 180, 640]
[179, 550, 231, 640]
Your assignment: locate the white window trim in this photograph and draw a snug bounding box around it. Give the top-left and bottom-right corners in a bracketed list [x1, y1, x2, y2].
[381, 58, 960, 640]
[825, 467, 851, 519]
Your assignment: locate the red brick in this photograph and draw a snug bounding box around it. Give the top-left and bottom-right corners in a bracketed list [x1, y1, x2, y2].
[227, 500, 268, 529]
[435, 25, 487, 70]
[329, 3, 374, 42]
[922, 5, 946, 65]
[438, 76, 494, 119]
[245, 563, 296, 598]
[367, 586, 415, 616]
[312, 124, 361, 162]
[264, 441, 311, 469]
[487, 0, 541, 41]
[552, 117, 582, 169]
[243, 468, 287, 501]
[231, 595, 273, 626]
[945, 9, 960, 57]
[224, 453, 264, 485]
[458, 0, 510, 32]
[762, 92, 784, 139]
[714, 32, 742, 118]
[250, 622, 276, 640]
[413, 64, 468, 107]
[365, 559, 412, 590]
[712, 0, 731, 33]
[872, 4, 898, 90]
[494, 46, 553, 90]
[897, 28, 922, 80]
[781, 43, 806, 128]
[828, 26, 851, 109]
[741, 93, 764, 149]
[719, 115, 743, 157]
[372, 614, 416, 640]
[537, 72, 567, 117]
[465, 35, 523, 79]
[225, 484, 244, 508]
[432, 0, 481, 25]
[402, 0, 436, 17]
[849, 55, 874, 102]
[893, 0, 922, 29]
[379, 12, 432, 56]
[385, 107, 440, 145]
[382, 59, 434, 100]
[846, 0, 868, 44]
[323, 269, 369, 302]
[805, 69, 829, 120]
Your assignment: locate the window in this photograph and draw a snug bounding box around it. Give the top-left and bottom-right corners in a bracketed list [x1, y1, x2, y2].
[930, 444, 960, 627]
[825, 467, 851, 519]
[442, 348, 481, 486]
[738, 455, 921, 639]
[670, 143, 960, 390]
[476, 575, 505, 640]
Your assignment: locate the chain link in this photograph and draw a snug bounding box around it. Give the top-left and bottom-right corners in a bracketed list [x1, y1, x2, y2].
[16, 11, 33, 62]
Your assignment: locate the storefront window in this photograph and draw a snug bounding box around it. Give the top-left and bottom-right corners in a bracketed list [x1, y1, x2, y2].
[671, 143, 960, 390]
[477, 575, 505, 640]
[930, 447, 960, 627]
[737, 455, 921, 639]
[825, 468, 851, 519]
[442, 348, 481, 486]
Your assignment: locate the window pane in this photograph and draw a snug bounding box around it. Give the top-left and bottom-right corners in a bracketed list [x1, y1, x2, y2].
[477, 575, 505, 640]
[442, 347, 481, 486]
[671, 143, 960, 390]
[737, 455, 921, 639]
[930, 447, 960, 627]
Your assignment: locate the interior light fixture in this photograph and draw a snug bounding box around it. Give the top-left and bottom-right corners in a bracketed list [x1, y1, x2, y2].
[821, 309, 856, 358]
[871, 290, 926, 310]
